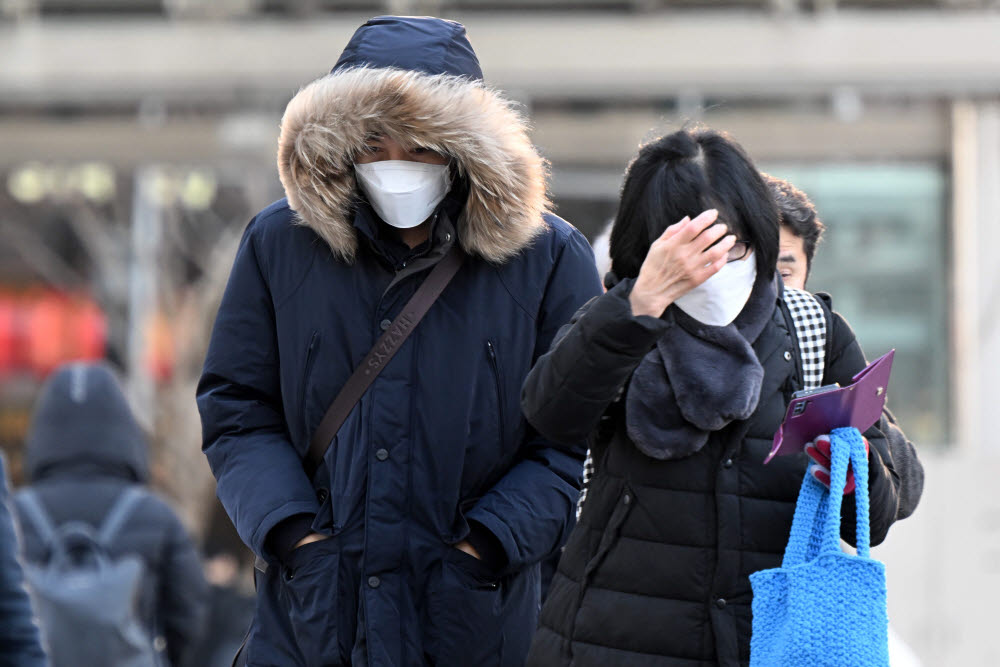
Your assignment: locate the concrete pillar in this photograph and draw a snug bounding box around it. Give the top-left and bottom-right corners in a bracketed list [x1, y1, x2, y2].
[950, 100, 1000, 455]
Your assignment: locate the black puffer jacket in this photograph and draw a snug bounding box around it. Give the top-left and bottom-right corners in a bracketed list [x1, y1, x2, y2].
[16, 363, 208, 667]
[524, 278, 923, 667]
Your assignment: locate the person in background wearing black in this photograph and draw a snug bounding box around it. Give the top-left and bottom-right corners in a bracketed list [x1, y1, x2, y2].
[183, 500, 256, 667]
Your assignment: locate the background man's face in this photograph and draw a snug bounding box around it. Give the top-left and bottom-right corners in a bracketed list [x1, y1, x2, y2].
[778, 226, 809, 290]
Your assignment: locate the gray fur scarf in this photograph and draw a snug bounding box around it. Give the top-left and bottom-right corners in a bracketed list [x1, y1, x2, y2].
[626, 276, 777, 460]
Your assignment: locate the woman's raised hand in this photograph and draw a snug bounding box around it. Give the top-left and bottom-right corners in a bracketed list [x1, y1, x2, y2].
[627, 209, 736, 318]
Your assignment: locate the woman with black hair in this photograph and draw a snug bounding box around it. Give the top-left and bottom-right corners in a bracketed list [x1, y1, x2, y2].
[523, 127, 923, 666]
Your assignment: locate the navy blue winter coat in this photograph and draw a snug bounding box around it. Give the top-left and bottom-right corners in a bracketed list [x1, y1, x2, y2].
[0, 454, 47, 666]
[197, 17, 602, 667]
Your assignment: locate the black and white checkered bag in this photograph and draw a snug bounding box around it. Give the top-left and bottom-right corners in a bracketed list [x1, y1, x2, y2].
[576, 289, 828, 518]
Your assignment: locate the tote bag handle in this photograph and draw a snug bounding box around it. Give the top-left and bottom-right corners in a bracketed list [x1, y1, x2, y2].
[782, 427, 872, 567]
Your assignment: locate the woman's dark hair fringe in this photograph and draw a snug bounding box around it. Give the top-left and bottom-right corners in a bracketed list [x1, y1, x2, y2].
[609, 126, 780, 282]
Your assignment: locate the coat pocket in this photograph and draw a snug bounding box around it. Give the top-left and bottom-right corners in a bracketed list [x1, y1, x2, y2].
[280, 538, 342, 666]
[431, 547, 506, 666]
[569, 482, 635, 640]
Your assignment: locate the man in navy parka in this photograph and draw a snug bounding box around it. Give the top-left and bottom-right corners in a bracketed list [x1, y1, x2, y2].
[197, 16, 602, 667]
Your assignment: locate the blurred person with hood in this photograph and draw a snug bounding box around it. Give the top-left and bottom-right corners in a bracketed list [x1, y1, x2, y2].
[16, 362, 207, 666]
[197, 15, 601, 667]
[0, 453, 47, 665]
[522, 128, 923, 666]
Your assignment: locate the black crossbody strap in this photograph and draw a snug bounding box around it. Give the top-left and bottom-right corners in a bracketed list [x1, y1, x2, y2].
[304, 244, 465, 478]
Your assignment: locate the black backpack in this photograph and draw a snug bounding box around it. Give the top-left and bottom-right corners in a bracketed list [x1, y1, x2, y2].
[15, 487, 159, 667]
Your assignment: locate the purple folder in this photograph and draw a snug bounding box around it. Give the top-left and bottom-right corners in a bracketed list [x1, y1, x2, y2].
[765, 349, 895, 464]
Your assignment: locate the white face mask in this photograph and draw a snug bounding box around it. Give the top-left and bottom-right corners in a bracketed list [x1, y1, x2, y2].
[674, 252, 757, 327]
[354, 160, 451, 229]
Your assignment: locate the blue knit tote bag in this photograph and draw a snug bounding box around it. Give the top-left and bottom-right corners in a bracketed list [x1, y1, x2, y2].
[749, 427, 889, 667]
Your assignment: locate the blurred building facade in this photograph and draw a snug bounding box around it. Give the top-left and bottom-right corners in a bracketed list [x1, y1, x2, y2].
[1, 1, 999, 663]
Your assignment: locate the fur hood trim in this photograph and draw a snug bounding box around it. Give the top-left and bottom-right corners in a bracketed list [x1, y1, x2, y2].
[277, 67, 550, 264]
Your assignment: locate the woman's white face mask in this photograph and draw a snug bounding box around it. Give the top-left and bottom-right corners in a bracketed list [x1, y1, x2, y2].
[354, 160, 451, 229]
[673, 252, 757, 327]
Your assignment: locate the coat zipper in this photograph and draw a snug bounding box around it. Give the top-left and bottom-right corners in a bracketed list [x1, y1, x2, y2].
[300, 331, 320, 442]
[486, 340, 505, 446]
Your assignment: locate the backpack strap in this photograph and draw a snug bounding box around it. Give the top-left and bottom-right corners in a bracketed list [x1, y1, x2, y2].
[782, 287, 827, 391]
[97, 487, 145, 547]
[14, 489, 57, 547]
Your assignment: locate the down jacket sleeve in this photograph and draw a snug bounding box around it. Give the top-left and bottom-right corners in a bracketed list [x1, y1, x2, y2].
[821, 304, 925, 547]
[521, 278, 670, 445]
[197, 217, 321, 563]
[464, 229, 603, 571]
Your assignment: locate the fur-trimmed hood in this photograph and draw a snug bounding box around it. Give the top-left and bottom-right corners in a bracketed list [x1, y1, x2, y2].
[277, 17, 549, 264]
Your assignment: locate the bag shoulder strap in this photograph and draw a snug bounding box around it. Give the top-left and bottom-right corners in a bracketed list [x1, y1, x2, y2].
[782, 287, 827, 391]
[14, 489, 57, 546]
[304, 244, 466, 478]
[97, 487, 145, 546]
